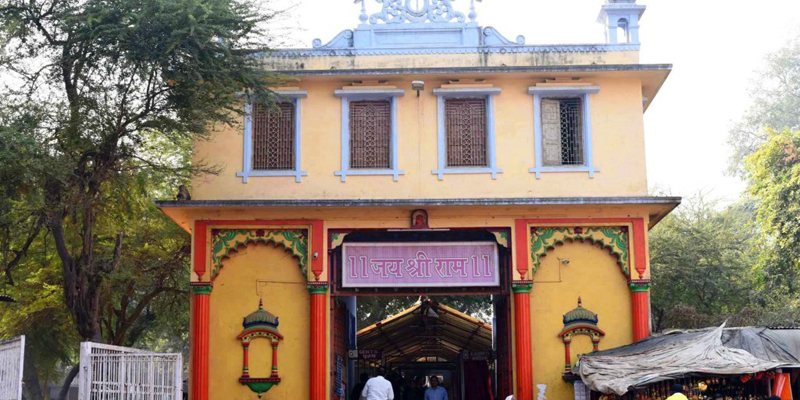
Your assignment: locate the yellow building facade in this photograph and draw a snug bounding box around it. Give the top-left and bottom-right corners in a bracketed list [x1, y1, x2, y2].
[159, 1, 678, 400]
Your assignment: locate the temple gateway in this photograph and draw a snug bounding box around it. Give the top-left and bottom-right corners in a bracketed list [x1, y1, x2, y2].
[157, 1, 677, 399]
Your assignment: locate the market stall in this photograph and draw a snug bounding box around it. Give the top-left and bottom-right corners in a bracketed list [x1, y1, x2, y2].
[573, 325, 800, 400]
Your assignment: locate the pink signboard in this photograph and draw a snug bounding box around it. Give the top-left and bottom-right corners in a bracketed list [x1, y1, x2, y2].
[342, 242, 500, 288]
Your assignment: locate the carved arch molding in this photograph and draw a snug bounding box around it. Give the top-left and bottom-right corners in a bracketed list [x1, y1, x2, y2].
[530, 227, 630, 278]
[210, 229, 309, 280]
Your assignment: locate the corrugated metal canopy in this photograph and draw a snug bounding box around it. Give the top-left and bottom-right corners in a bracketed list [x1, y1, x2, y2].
[357, 298, 492, 364]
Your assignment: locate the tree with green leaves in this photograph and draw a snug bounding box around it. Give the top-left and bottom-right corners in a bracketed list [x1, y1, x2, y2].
[649, 195, 760, 331]
[649, 193, 800, 331]
[0, 131, 195, 399]
[728, 35, 800, 175]
[0, 0, 285, 397]
[744, 129, 800, 298]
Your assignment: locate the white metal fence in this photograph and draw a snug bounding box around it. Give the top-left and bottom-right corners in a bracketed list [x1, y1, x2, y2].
[78, 342, 182, 400]
[0, 336, 24, 400]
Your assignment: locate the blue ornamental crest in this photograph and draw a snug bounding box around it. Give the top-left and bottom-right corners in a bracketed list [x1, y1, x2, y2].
[366, 0, 479, 24]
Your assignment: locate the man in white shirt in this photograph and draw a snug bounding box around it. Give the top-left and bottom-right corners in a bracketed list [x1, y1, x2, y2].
[361, 367, 395, 400]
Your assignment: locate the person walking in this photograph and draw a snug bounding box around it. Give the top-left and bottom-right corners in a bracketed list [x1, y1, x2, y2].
[424, 376, 448, 400]
[361, 367, 395, 400]
[351, 373, 370, 400]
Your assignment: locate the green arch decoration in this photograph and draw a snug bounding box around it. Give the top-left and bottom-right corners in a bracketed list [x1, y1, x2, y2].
[211, 229, 308, 280]
[530, 227, 630, 278]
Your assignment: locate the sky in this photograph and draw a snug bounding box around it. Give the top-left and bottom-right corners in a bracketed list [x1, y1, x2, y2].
[271, 0, 800, 204]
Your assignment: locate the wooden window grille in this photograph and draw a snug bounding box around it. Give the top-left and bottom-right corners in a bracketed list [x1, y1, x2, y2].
[541, 97, 584, 166]
[252, 102, 295, 171]
[445, 98, 488, 167]
[349, 100, 392, 169]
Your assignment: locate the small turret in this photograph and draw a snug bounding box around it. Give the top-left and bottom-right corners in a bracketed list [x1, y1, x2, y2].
[242, 298, 280, 332]
[597, 0, 646, 44]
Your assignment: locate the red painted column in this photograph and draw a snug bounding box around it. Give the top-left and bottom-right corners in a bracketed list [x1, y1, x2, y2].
[772, 372, 793, 400]
[513, 283, 533, 400]
[271, 343, 279, 378]
[629, 218, 651, 341]
[563, 340, 572, 371]
[631, 218, 648, 279]
[308, 283, 328, 400]
[242, 343, 250, 378]
[629, 280, 651, 341]
[190, 282, 212, 400]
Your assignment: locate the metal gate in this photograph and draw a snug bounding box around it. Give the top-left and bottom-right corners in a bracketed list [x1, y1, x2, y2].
[0, 336, 24, 400]
[78, 342, 182, 400]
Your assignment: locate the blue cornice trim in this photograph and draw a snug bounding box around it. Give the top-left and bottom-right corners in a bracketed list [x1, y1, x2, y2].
[158, 196, 682, 208]
[432, 87, 502, 96]
[276, 64, 672, 78]
[528, 86, 600, 95]
[334, 89, 405, 98]
[267, 43, 639, 58]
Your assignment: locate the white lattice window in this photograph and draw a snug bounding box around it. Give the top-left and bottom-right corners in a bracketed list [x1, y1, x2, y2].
[445, 98, 488, 168]
[252, 102, 295, 171]
[431, 87, 502, 180]
[349, 100, 392, 169]
[237, 90, 308, 183]
[529, 85, 600, 178]
[541, 98, 584, 167]
[335, 88, 405, 182]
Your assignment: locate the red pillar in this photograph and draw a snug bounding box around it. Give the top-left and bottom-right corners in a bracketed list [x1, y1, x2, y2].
[630, 217, 651, 342]
[308, 283, 328, 400]
[271, 343, 279, 378]
[242, 343, 250, 378]
[629, 280, 651, 341]
[772, 372, 793, 400]
[513, 283, 533, 400]
[190, 282, 212, 400]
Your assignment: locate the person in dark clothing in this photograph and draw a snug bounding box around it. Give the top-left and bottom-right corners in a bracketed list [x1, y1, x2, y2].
[351, 373, 370, 400]
[413, 376, 426, 400]
[403, 377, 423, 400]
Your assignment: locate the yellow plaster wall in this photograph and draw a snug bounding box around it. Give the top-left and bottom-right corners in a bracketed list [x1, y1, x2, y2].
[192, 76, 648, 200]
[530, 243, 633, 400]
[262, 50, 640, 71]
[208, 243, 310, 400]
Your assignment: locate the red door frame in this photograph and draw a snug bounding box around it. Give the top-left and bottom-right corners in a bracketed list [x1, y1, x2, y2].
[512, 217, 651, 400]
[190, 219, 326, 400]
[326, 227, 514, 400]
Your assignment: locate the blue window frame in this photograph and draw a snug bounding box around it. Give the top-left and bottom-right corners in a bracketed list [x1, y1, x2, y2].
[334, 89, 405, 182]
[528, 85, 600, 179]
[431, 87, 503, 180]
[236, 90, 308, 183]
